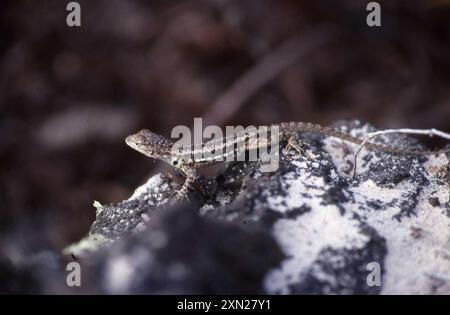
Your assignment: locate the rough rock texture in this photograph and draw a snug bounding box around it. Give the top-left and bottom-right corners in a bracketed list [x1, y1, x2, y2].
[85, 205, 283, 294]
[68, 120, 450, 294]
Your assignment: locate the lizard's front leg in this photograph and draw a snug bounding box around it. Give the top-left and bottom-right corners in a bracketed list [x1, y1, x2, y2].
[171, 166, 197, 204]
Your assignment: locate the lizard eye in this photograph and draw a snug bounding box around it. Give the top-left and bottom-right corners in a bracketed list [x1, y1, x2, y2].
[172, 160, 178, 166]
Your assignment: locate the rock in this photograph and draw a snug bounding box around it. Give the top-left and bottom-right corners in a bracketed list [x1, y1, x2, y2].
[69, 120, 450, 294]
[85, 205, 283, 294]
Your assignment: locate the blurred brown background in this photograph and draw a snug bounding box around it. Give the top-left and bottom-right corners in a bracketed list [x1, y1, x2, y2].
[1, 0, 449, 250]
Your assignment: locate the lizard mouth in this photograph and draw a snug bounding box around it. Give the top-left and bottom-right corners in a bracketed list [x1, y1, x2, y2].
[125, 134, 137, 147]
[125, 134, 146, 153]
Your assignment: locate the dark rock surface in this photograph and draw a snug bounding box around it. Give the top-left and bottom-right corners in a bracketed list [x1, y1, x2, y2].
[84, 205, 283, 294]
[16, 120, 450, 294]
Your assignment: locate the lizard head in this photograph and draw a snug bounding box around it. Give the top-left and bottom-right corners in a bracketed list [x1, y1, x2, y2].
[125, 129, 174, 164]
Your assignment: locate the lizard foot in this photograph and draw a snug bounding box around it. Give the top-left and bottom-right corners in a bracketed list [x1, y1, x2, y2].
[170, 190, 188, 205]
[169, 174, 195, 205]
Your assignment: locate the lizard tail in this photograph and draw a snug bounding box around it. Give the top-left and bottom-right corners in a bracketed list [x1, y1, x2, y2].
[279, 122, 450, 156]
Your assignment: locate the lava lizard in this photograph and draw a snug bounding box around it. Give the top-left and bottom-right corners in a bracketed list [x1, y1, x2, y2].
[125, 122, 450, 203]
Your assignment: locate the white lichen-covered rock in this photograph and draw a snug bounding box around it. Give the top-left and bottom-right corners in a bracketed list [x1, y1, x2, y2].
[74, 120, 450, 294]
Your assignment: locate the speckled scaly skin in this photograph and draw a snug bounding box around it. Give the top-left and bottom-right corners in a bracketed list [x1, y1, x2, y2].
[125, 122, 450, 203]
